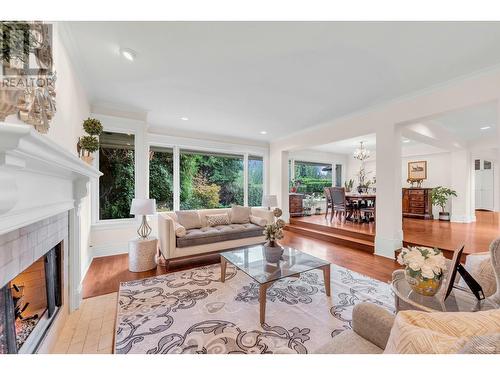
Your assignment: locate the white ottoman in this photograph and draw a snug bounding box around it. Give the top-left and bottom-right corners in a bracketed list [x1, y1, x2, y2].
[128, 237, 158, 272]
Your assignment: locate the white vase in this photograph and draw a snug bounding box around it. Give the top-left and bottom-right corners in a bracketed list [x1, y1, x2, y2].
[264, 242, 284, 263]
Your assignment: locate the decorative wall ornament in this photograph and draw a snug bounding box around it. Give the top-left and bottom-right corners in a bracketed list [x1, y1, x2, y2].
[408, 160, 427, 181]
[0, 21, 56, 133]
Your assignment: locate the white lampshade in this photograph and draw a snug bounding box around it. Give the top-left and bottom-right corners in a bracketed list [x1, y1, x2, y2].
[130, 198, 156, 215]
[262, 195, 278, 208]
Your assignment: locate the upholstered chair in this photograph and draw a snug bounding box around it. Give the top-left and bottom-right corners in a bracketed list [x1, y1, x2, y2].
[463, 237, 500, 305]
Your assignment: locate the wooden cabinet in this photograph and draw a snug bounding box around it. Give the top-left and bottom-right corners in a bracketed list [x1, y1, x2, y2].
[402, 188, 433, 220]
[289, 193, 304, 217]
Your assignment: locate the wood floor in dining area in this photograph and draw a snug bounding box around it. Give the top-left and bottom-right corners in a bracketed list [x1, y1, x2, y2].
[292, 210, 500, 254]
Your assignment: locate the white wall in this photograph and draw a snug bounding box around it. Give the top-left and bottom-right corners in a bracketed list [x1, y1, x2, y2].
[346, 151, 456, 218]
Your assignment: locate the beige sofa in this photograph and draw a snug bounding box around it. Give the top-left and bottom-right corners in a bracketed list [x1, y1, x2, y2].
[158, 207, 274, 264]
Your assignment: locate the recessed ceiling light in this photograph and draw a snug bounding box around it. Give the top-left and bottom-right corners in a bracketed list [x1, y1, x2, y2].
[402, 139, 410, 143]
[260, 131, 267, 135]
[480, 126, 491, 130]
[180, 117, 189, 121]
[120, 47, 136, 62]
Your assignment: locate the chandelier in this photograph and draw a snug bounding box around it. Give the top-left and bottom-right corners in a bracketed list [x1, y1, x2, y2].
[353, 141, 370, 161]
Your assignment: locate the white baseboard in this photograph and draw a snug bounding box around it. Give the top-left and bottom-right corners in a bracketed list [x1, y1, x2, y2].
[450, 214, 476, 223]
[375, 236, 403, 259]
[91, 242, 129, 258]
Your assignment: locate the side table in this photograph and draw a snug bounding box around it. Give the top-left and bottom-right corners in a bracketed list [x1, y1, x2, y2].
[392, 269, 498, 313]
[128, 237, 158, 272]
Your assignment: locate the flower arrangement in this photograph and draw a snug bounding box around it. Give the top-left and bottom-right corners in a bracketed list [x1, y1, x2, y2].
[263, 208, 285, 247]
[397, 246, 447, 296]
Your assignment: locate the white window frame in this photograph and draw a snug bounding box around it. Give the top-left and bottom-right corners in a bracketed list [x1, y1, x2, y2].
[91, 114, 146, 226]
[148, 133, 268, 211]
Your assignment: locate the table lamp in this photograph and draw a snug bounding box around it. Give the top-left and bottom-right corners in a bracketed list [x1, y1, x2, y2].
[262, 195, 278, 210]
[130, 198, 156, 239]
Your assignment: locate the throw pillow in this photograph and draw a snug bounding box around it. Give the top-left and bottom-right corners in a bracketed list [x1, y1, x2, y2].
[175, 210, 202, 230]
[206, 213, 230, 227]
[230, 205, 251, 224]
[458, 334, 500, 354]
[250, 215, 267, 227]
[173, 221, 186, 237]
[384, 309, 500, 354]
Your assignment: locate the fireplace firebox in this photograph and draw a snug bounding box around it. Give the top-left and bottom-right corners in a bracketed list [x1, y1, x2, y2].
[0, 244, 62, 354]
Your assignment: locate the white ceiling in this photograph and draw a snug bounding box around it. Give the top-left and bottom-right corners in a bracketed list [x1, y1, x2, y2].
[309, 133, 446, 156]
[426, 102, 497, 142]
[312, 133, 377, 154]
[62, 22, 500, 142]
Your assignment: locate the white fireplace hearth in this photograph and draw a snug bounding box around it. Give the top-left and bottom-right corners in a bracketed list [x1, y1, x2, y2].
[0, 122, 101, 353]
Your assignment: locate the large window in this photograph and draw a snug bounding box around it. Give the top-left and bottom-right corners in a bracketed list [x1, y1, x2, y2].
[248, 155, 263, 206]
[149, 147, 174, 211]
[99, 132, 135, 220]
[180, 150, 244, 209]
[294, 161, 332, 194]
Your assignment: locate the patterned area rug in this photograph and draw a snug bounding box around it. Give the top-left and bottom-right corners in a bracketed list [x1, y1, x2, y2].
[115, 264, 394, 354]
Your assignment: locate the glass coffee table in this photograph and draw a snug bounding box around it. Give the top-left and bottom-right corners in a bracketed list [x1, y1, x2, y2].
[220, 244, 331, 324]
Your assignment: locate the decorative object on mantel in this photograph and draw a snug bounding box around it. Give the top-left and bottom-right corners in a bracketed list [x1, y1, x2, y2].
[0, 22, 56, 132]
[77, 117, 103, 165]
[130, 198, 156, 239]
[430, 186, 457, 221]
[263, 207, 285, 263]
[261, 194, 277, 210]
[397, 246, 447, 296]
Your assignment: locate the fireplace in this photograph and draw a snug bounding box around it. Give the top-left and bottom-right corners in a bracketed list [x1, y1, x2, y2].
[0, 244, 62, 354]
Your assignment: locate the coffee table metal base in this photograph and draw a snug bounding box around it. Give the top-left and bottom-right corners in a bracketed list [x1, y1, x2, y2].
[220, 257, 331, 324]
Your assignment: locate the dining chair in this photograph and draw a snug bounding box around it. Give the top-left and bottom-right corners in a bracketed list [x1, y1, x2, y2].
[324, 187, 333, 221]
[330, 187, 354, 222]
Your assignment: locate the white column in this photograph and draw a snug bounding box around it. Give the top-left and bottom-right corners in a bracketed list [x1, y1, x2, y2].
[243, 153, 249, 206]
[375, 124, 403, 259]
[450, 150, 475, 222]
[173, 146, 180, 211]
[269, 146, 289, 221]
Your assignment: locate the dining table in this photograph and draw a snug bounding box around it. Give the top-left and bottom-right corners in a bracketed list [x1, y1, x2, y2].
[345, 193, 376, 223]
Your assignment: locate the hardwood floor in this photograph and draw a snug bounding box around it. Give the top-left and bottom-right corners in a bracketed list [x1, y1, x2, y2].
[82, 232, 400, 299]
[82, 210, 499, 299]
[291, 210, 500, 254]
[403, 211, 500, 254]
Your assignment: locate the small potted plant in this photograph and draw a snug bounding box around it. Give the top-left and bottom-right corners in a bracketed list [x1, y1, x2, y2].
[397, 246, 447, 296]
[431, 186, 457, 221]
[344, 179, 354, 193]
[263, 208, 285, 263]
[77, 117, 103, 165]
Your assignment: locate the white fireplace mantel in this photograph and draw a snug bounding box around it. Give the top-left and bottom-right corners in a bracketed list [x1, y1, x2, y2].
[0, 122, 102, 235]
[0, 122, 102, 311]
